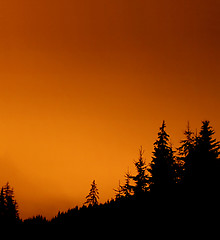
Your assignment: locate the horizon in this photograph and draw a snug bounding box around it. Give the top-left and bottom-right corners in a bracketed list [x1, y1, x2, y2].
[0, 0, 219, 219]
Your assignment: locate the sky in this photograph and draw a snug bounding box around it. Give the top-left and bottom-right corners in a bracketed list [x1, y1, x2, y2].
[0, 0, 219, 219]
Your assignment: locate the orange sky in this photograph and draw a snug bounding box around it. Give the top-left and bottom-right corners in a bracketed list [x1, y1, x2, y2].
[0, 0, 219, 219]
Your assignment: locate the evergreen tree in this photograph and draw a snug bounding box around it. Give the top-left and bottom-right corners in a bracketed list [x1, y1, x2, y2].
[198, 121, 220, 160]
[0, 187, 6, 222]
[131, 147, 149, 195]
[0, 182, 19, 223]
[178, 122, 195, 157]
[122, 170, 133, 198]
[4, 182, 19, 222]
[148, 121, 176, 191]
[84, 180, 99, 206]
[194, 121, 220, 188]
[177, 122, 195, 185]
[114, 181, 124, 200]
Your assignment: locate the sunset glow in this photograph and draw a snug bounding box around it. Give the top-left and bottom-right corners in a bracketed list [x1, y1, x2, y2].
[0, 0, 219, 219]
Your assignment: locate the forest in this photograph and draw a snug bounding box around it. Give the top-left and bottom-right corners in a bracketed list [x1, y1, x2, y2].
[1, 120, 220, 224]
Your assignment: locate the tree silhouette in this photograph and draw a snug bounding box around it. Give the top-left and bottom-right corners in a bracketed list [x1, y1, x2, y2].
[131, 147, 149, 195]
[84, 180, 99, 206]
[121, 170, 133, 198]
[194, 121, 220, 188]
[0, 182, 19, 223]
[114, 181, 123, 200]
[177, 122, 195, 185]
[1, 119, 220, 224]
[198, 121, 220, 160]
[148, 121, 176, 191]
[0, 187, 6, 221]
[23, 215, 48, 224]
[4, 182, 19, 222]
[178, 122, 195, 157]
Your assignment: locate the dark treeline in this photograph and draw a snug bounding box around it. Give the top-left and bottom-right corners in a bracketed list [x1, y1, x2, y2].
[1, 120, 220, 224]
[0, 182, 20, 224]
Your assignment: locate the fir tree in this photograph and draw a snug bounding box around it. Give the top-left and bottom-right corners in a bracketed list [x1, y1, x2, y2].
[194, 121, 220, 187]
[178, 122, 195, 157]
[84, 180, 99, 206]
[148, 121, 176, 191]
[114, 181, 124, 200]
[0, 187, 6, 221]
[0, 182, 19, 223]
[131, 147, 149, 195]
[198, 121, 220, 160]
[177, 122, 195, 185]
[122, 170, 133, 198]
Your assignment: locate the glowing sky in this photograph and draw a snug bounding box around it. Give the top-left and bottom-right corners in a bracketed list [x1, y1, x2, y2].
[0, 0, 219, 219]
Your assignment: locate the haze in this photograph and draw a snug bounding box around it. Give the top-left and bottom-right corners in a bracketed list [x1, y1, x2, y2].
[0, 0, 219, 219]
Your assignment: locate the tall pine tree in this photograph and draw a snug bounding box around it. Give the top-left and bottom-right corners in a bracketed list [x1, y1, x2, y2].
[122, 169, 133, 198]
[148, 121, 176, 192]
[84, 180, 99, 206]
[131, 147, 149, 196]
[177, 122, 195, 185]
[0, 182, 19, 223]
[0, 187, 6, 222]
[114, 181, 123, 200]
[194, 121, 220, 189]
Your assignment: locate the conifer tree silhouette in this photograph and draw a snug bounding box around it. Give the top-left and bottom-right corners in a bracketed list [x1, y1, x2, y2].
[84, 180, 99, 206]
[178, 122, 195, 157]
[23, 120, 220, 224]
[0, 187, 6, 222]
[0, 182, 19, 223]
[198, 121, 220, 160]
[148, 121, 176, 191]
[194, 121, 220, 188]
[114, 181, 124, 200]
[177, 122, 195, 185]
[4, 182, 19, 222]
[122, 170, 133, 198]
[131, 147, 148, 195]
